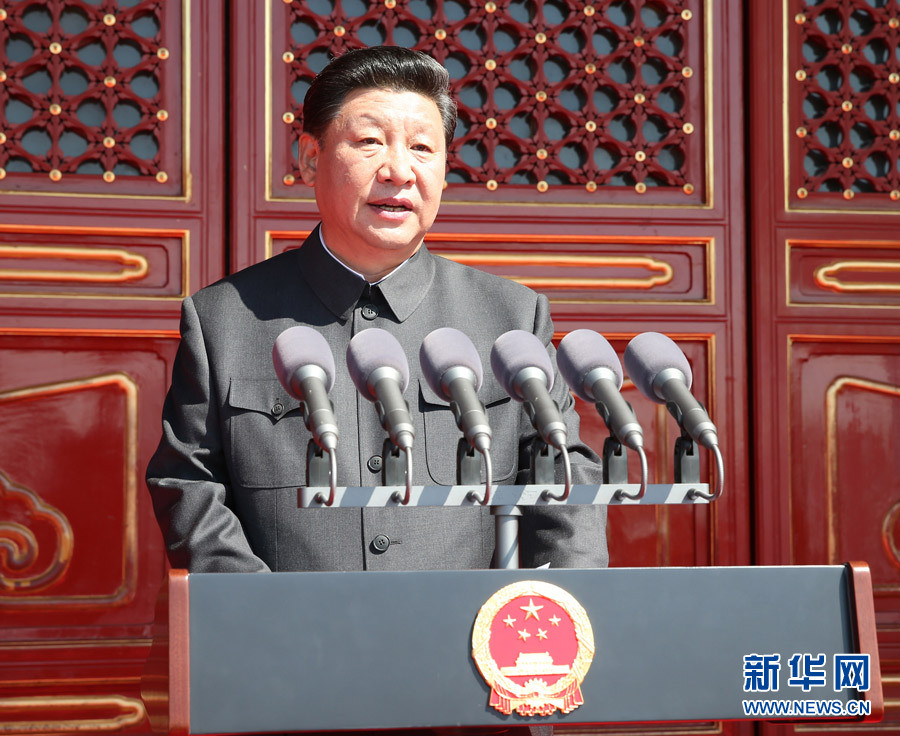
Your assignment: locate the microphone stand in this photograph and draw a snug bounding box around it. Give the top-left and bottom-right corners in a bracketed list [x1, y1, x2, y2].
[456, 439, 481, 485]
[457, 438, 519, 567]
[493, 438, 554, 570]
[602, 436, 628, 484]
[492, 501, 521, 569]
[382, 439, 406, 485]
[668, 401, 700, 484]
[672, 410, 725, 501]
[662, 395, 725, 500]
[674, 431, 700, 483]
[530, 437, 555, 486]
[382, 438, 412, 505]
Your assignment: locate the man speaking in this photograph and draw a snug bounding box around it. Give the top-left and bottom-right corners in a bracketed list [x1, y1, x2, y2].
[146, 46, 607, 574]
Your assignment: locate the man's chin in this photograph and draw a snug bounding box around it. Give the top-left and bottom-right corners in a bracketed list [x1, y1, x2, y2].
[362, 226, 427, 253]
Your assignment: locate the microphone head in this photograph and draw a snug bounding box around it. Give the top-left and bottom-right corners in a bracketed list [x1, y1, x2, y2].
[624, 332, 693, 403]
[419, 327, 484, 399]
[273, 326, 336, 396]
[346, 328, 410, 401]
[490, 330, 554, 400]
[557, 329, 623, 401]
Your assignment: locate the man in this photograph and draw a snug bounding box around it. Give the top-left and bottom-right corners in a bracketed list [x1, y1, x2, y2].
[146, 46, 607, 574]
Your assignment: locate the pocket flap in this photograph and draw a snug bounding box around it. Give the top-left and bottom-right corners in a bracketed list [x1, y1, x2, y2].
[227, 378, 301, 421]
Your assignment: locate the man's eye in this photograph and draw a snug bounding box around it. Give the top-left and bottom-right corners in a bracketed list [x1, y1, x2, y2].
[412, 144, 433, 152]
[360, 137, 380, 145]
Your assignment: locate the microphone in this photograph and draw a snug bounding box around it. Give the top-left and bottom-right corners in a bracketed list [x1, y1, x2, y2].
[272, 326, 339, 451]
[419, 328, 492, 453]
[557, 329, 644, 450]
[346, 328, 414, 451]
[623, 332, 718, 449]
[490, 330, 567, 450]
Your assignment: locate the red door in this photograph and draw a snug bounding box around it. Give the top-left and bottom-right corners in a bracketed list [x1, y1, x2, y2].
[0, 0, 225, 732]
[14, 1, 895, 735]
[750, 1, 899, 733]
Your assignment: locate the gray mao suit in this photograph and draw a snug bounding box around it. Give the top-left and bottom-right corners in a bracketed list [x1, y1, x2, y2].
[147, 228, 608, 573]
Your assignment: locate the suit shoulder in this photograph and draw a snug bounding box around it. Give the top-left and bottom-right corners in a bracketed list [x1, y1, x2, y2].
[189, 249, 302, 309]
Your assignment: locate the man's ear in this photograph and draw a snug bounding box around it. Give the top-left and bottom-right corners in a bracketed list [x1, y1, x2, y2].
[298, 132, 319, 186]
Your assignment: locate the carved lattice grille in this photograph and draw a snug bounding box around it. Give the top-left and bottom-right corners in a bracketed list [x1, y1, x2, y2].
[790, 0, 900, 208]
[274, 0, 707, 204]
[0, 0, 182, 196]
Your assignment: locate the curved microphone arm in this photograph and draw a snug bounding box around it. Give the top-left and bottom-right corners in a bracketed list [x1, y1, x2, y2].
[391, 447, 414, 505]
[466, 448, 493, 506]
[614, 445, 648, 502]
[541, 445, 572, 502]
[689, 443, 724, 502]
[312, 447, 338, 507]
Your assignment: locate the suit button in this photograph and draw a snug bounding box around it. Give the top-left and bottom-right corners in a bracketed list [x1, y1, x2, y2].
[361, 304, 378, 320]
[272, 402, 284, 416]
[371, 534, 390, 553]
[367, 455, 382, 473]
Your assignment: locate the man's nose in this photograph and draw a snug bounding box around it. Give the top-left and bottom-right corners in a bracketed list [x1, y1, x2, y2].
[377, 146, 415, 184]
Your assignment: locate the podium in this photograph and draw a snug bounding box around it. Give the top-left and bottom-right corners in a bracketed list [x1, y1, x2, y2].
[143, 562, 882, 734]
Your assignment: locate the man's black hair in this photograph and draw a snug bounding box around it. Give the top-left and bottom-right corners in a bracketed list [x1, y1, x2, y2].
[301, 45, 457, 149]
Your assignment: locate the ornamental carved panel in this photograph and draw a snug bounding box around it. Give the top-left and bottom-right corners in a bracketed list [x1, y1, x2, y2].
[0, 226, 188, 300]
[271, 0, 709, 205]
[788, 0, 900, 210]
[788, 239, 900, 309]
[0, 333, 172, 627]
[0, 0, 185, 197]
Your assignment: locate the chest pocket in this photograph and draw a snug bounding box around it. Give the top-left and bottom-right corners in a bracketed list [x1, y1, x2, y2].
[419, 376, 518, 486]
[226, 378, 307, 489]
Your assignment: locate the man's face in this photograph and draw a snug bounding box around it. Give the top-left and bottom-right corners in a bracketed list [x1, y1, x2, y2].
[298, 87, 447, 281]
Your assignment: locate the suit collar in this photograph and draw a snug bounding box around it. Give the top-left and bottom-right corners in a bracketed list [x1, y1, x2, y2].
[297, 225, 435, 323]
[376, 243, 435, 322]
[296, 226, 366, 321]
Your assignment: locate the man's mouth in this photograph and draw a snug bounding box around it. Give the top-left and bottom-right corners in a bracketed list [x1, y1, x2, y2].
[370, 199, 413, 212]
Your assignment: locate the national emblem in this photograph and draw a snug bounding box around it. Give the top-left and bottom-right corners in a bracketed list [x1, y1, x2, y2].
[471, 580, 595, 717]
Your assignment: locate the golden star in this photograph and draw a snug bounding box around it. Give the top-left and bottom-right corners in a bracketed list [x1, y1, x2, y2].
[520, 598, 544, 621]
[503, 615, 516, 628]
[549, 614, 561, 626]
[517, 628, 531, 641]
[536, 628, 548, 640]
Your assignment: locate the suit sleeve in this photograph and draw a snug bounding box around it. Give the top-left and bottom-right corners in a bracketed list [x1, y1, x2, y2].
[146, 297, 270, 572]
[516, 294, 609, 570]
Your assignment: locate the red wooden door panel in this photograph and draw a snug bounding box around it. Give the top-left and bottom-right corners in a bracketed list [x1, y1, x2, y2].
[750, 1, 900, 732]
[0, 0, 224, 733]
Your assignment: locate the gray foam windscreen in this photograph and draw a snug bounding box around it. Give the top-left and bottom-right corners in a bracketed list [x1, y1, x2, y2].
[490, 330, 554, 400]
[623, 332, 693, 402]
[419, 327, 484, 398]
[272, 326, 336, 396]
[557, 329, 623, 401]
[346, 328, 410, 401]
